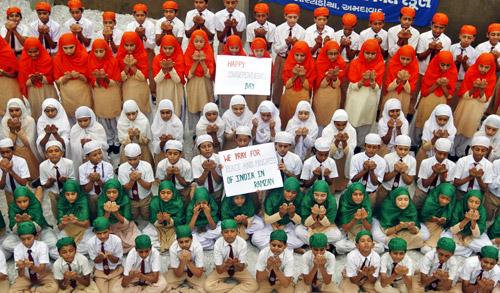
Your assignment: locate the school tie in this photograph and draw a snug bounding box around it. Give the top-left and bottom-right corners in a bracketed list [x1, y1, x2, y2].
[467, 162, 478, 191]
[268, 267, 277, 285]
[186, 265, 194, 277]
[319, 164, 324, 181]
[391, 262, 398, 276]
[374, 33, 379, 39]
[362, 161, 370, 187]
[131, 168, 140, 201]
[227, 244, 235, 277]
[429, 37, 439, 61]
[455, 48, 465, 71]
[286, 27, 293, 52]
[392, 158, 403, 190]
[225, 13, 233, 40]
[360, 257, 368, 270]
[67, 263, 77, 288]
[9, 172, 16, 193]
[428, 262, 443, 290]
[279, 157, 286, 182]
[138, 259, 146, 285]
[170, 167, 176, 186]
[206, 160, 215, 193]
[101, 242, 110, 275]
[491, 46, 496, 52]
[473, 269, 484, 285]
[10, 32, 16, 50]
[27, 249, 39, 282]
[54, 165, 63, 191]
[93, 165, 101, 195]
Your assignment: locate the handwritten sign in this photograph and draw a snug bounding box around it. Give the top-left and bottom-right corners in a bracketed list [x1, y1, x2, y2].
[214, 55, 272, 96]
[220, 143, 283, 197]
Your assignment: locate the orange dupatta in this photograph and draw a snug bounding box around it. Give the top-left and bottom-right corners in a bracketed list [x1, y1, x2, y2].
[116, 32, 149, 77]
[282, 40, 316, 91]
[18, 38, 53, 95]
[53, 33, 89, 81]
[347, 39, 385, 87]
[458, 53, 497, 100]
[184, 30, 215, 79]
[88, 39, 121, 88]
[315, 40, 346, 89]
[0, 36, 18, 75]
[222, 35, 246, 56]
[152, 35, 186, 84]
[421, 51, 458, 97]
[384, 45, 419, 94]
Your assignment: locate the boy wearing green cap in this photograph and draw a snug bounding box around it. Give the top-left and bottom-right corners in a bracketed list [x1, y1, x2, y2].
[10, 221, 58, 293]
[296, 233, 339, 293]
[87, 217, 124, 293]
[375, 237, 414, 292]
[205, 219, 258, 292]
[165, 225, 206, 292]
[53, 237, 99, 293]
[116, 234, 168, 292]
[459, 245, 500, 293]
[255, 229, 295, 293]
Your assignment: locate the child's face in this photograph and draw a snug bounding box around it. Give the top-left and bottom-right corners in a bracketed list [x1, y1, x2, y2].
[44, 106, 58, 119]
[439, 62, 451, 72]
[314, 16, 328, 29]
[255, 12, 267, 25]
[389, 109, 400, 119]
[87, 149, 103, 165]
[471, 145, 488, 161]
[96, 230, 110, 242]
[137, 248, 151, 259]
[16, 196, 30, 211]
[294, 52, 305, 63]
[159, 188, 173, 202]
[37, 10, 50, 23]
[65, 191, 78, 204]
[235, 135, 251, 147]
[222, 228, 237, 243]
[334, 121, 347, 131]
[9, 107, 22, 118]
[342, 25, 354, 36]
[223, 0, 238, 13]
[485, 125, 498, 137]
[127, 156, 140, 168]
[434, 150, 449, 163]
[178, 237, 193, 250]
[126, 111, 138, 121]
[400, 16, 413, 29]
[313, 191, 327, 204]
[253, 48, 265, 58]
[327, 49, 339, 62]
[480, 257, 497, 272]
[166, 149, 181, 164]
[124, 42, 136, 54]
[133, 11, 147, 24]
[275, 142, 291, 156]
[269, 240, 286, 255]
[106, 188, 119, 201]
[399, 55, 412, 66]
[478, 64, 491, 75]
[8, 13, 21, 24]
[467, 196, 481, 210]
[352, 189, 364, 204]
[231, 104, 245, 117]
[160, 109, 172, 121]
[62, 44, 76, 56]
[27, 47, 40, 59]
[0, 147, 13, 160]
[395, 195, 410, 209]
[205, 111, 218, 122]
[228, 45, 240, 55]
[438, 194, 451, 207]
[283, 189, 297, 202]
[46, 146, 63, 163]
[284, 14, 299, 26]
[459, 34, 475, 47]
[298, 110, 309, 121]
[370, 20, 384, 33]
[194, 0, 208, 12]
[161, 45, 174, 56]
[364, 144, 380, 157]
[395, 145, 410, 158]
[20, 234, 35, 248]
[199, 141, 214, 158]
[364, 51, 377, 62]
[389, 250, 405, 263]
[436, 115, 449, 127]
[163, 9, 177, 21]
[436, 248, 453, 263]
[315, 150, 329, 163]
[431, 23, 446, 37]
[93, 48, 106, 59]
[193, 35, 205, 50]
[103, 19, 115, 29]
[312, 247, 326, 256]
[356, 235, 374, 254]
[59, 245, 77, 263]
[488, 31, 500, 45]
[70, 8, 82, 21]
[233, 195, 245, 206]
[260, 112, 271, 122]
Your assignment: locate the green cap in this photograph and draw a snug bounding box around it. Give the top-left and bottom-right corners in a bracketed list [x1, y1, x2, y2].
[481, 245, 499, 261]
[193, 188, 209, 203]
[221, 219, 238, 230]
[437, 237, 456, 254]
[355, 230, 372, 243]
[62, 179, 80, 193]
[17, 221, 36, 236]
[14, 186, 32, 199]
[135, 235, 152, 250]
[56, 237, 76, 251]
[270, 229, 287, 243]
[175, 225, 192, 239]
[93, 216, 110, 232]
[312, 180, 330, 193]
[309, 233, 328, 249]
[388, 237, 407, 252]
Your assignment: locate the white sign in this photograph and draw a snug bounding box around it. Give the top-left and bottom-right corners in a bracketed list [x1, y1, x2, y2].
[220, 143, 283, 197]
[214, 55, 272, 96]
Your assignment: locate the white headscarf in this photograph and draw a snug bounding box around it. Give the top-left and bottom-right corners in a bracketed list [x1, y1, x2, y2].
[475, 114, 500, 161]
[151, 99, 183, 154]
[377, 98, 409, 150]
[35, 98, 71, 157]
[222, 95, 253, 135]
[322, 109, 357, 151]
[117, 100, 153, 143]
[285, 101, 318, 159]
[196, 102, 225, 145]
[1, 98, 38, 156]
[253, 100, 281, 144]
[422, 104, 457, 143]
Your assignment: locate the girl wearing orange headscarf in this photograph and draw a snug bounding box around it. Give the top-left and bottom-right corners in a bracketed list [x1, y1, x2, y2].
[280, 40, 316, 127]
[246, 37, 272, 113]
[117, 31, 151, 114]
[54, 33, 92, 119]
[184, 29, 215, 128]
[0, 35, 21, 116]
[219, 35, 247, 110]
[18, 37, 57, 121]
[382, 45, 419, 115]
[313, 40, 346, 127]
[345, 39, 385, 143]
[153, 35, 185, 118]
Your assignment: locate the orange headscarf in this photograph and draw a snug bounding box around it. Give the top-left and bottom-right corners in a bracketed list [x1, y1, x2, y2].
[0, 36, 18, 75]
[384, 45, 419, 94]
[153, 35, 185, 84]
[458, 53, 497, 100]
[184, 30, 215, 79]
[282, 41, 316, 91]
[53, 33, 89, 80]
[18, 38, 53, 95]
[250, 38, 271, 58]
[347, 39, 385, 86]
[421, 51, 458, 97]
[315, 40, 346, 89]
[88, 39, 121, 88]
[116, 32, 149, 77]
[222, 35, 246, 56]
[35, 2, 51, 12]
[67, 0, 83, 10]
[6, 7, 21, 16]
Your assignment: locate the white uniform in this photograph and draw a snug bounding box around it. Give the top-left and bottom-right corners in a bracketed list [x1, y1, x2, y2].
[125, 20, 156, 50]
[246, 20, 276, 45]
[184, 9, 216, 35]
[62, 17, 94, 51]
[359, 27, 388, 51]
[387, 25, 420, 57]
[381, 152, 417, 191]
[416, 31, 452, 75]
[333, 30, 360, 61]
[450, 43, 477, 80]
[304, 24, 335, 58]
[156, 158, 192, 191]
[273, 23, 305, 57]
[28, 19, 61, 54]
[349, 152, 386, 193]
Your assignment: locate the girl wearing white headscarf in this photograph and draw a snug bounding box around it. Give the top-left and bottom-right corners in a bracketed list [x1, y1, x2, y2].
[151, 99, 183, 165]
[1, 98, 39, 179]
[472, 114, 500, 161]
[222, 95, 253, 150]
[322, 109, 357, 191]
[35, 98, 71, 157]
[285, 101, 318, 160]
[252, 100, 281, 144]
[196, 102, 225, 150]
[377, 98, 409, 155]
[117, 100, 154, 166]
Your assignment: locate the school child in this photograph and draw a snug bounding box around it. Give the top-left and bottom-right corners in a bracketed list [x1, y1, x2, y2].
[255, 229, 295, 293]
[196, 102, 225, 150]
[88, 39, 122, 152]
[153, 34, 185, 117]
[285, 101, 318, 159]
[79, 141, 114, 218]
[117, 100, 154, 166]
[488, 215, 500, 250]
[360, 12, 388, 57]
[382, 45, 419, 115]
[53, 237, 99, 293]
[387, 7, 419, 57]
[476, 23, 500, 65]
[63, 0, 94, 51]
[301, 137, 338, 188]
[214, 0, 246, 54]
[151, 99, 183, 164]
[0, 138, 29, 204]
[333, 13, 360, 63]
[2, 7, 28, 54]
[98, 12, 123, 54]
[221, 193, 264, 241]
[280, 41, 316, 127]
[234, 126, 252, 148]
[416, 13, 452, 76]
[341, 230, 380, 292]
[454, 53, 498, 157]
[2, 98, 39, 179]
[271, 3, 305, 106]
[0, 35, 21, 116]
[186, 187, 221, 250]
[155, 1, 185, 45]
[345, 39, 385, 144]
[87, 217, 124, 293]
[246, 3, 275, 49]
[296, 180, 342, 245]
[117, 234, 168, 292]
[204, 219, 258, 292]
[184, 29, 215, 129]
[476, 115, 500, 161]
[349, 133, 386, 206]
[36, 98, 70, 157]
[304, 7, 335, 58]
[18, 38, 57, 121]
[373, 187, 429, 250]
[0, 249, 7, 291]
[192, 135, 223, 201]
[247, 37, 272, 112]
[28, 2, 60, 55]
[450, 25, 478, 90]
[9, 221, 58, 293]
[275, 131, 303, 180]
[54, 33, 93, 119]
[252, 100, 281, 144]
[459, 246, 500, 293]
[117, 143, 154, 221]
[488, 160, 500, 220]
[117, 32, 152, 115]
[219, 35, 247, 111]
[222, 95, 253, 149]
[377, 99, 409, 155]
[165, 225, 206, 292]
[251, 177, 304, 251]
[375, 238, 414, 293]
[313, 41, 346, 128]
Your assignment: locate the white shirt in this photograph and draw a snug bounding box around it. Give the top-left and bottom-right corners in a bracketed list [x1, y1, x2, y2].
[126, 20, 156, 50]
[62, 17, 94, 51]
[346, 249, 380, 278]
[118, 160, 154, 200]
[301, 250, 335, 280]
[453, 155, 493, 192]
[350, 152, 387, 192]
[1, 23, 29, 53]
[488, 159, 500, 197]
[246, 20, 276, 45]
[382, 152, 416, 190]
[255, 247, 294, 278]
[191, 154, 222, 192]
[213, 236, 247, 266]
[380, 252, 414, 279]
[460, 255, 500, 285]
[273, 22, 305, 57]
[450, 43, 478, 80]
[301, 156, 338, 180]
[155, 17, 185, 39]
[156, 158, 192, 190]
[277, 151, 303, 177]
[214, 9, 246, 43]
[123, 247, 161, 276]
[416, 31, 452, 75]
[304, 24, 335, 57]
[40, 158, 75, 194]
[0, 250, 6, 275]
[420, 249, 459, 283]
[417, 156, 456, 192]
[359, 27, 388, 51]
[0, 155, 30, 193]
[476, 40, 500, 64]
[95, 27, 124, 47]
[387, 25, 420, 57]
[184, 9, 216, 34]
[169, 238, 204, 269]
[333, 30, 360, 61]
[87, 234, 123, 271]
[28, 19, 61, 54]
[53, 252, 93, 280]
[14, 240, 50, 278]
[79, 160, 115, 195]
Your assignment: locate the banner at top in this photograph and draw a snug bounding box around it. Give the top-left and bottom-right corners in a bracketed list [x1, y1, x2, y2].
[264, 0, 439, 27]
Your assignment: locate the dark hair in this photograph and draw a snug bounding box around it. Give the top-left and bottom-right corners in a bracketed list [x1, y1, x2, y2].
[69, 7, 84, 13]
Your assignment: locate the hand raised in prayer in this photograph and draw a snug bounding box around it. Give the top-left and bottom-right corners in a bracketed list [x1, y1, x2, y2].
[269, 118, 276, 129]
[279, 203, 288, 217]
[394, 264, 408, 276]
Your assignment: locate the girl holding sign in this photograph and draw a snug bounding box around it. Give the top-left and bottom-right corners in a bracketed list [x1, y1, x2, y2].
[219, 35, 246, 111]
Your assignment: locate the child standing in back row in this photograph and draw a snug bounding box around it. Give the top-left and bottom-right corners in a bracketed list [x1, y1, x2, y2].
[215, 0, 246, 54]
